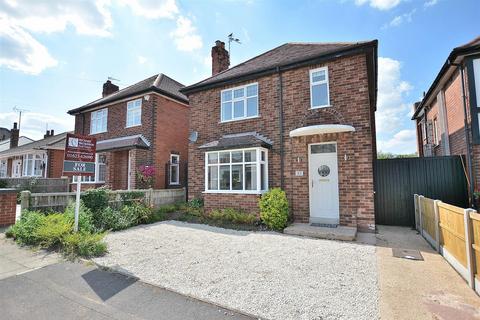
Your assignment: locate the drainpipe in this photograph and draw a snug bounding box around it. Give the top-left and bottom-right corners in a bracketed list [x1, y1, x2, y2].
[451, 61, 475, 207]
[277, 67, 285, 190]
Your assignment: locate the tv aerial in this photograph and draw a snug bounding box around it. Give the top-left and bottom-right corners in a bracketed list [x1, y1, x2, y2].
[227, 33, 241, 55]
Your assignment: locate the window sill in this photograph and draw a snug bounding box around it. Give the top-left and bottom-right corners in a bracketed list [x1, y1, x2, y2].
[125, 124, 142, 129]
[311, 104, 332, 109]
[203, 190, 266, 195]
[170, 182, 180, 186]
[90, 131, 107, 135]
[220, 115, 260, 124]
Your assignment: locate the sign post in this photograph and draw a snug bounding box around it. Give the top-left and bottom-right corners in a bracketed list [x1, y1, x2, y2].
[63, 133, 96, 232]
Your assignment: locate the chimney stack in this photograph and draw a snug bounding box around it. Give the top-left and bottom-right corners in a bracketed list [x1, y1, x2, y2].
[10, 122, 19, 149]
[102, 80, 119, 97]
[211, 40, 230, 76]
[44, 129, 50, 139]
[50, 129, 54, 136]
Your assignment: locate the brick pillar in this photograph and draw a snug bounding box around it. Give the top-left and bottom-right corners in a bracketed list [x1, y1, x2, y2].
[0, 189, 18, 227]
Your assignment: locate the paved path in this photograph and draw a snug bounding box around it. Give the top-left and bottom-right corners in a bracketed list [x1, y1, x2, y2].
[0, 232, 59, 280]
[375, 226, 480, 320]
[0, 261, 255, 320]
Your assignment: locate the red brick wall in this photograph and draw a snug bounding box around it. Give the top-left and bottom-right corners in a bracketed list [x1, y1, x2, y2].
[0, 190, 17, 226]
[188, 53, 376, 230]
[444, 70, 467, 156]
[74, 92, 189, 190]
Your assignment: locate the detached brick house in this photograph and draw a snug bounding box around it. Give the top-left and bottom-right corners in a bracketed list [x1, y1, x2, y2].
[68, 74, 189, 190]
[412, 36, 480, 203]
[0, 123, 66, 179]
[182, 40, 378, 231]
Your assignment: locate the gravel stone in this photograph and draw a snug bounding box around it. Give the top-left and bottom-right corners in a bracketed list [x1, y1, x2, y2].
[94, 221, 379, 320]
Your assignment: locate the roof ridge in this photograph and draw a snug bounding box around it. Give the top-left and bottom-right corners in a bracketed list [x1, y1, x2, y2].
[152, 73, 162, 88]
[160, 73, 186, 88]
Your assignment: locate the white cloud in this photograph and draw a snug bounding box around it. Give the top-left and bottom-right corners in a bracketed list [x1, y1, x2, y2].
[354, 0, 402, 10]
[0, 111, 74, 140]
[376, 57, 413, 134]
[0, 0, 113, 36]
[378, 129, 417, 154]
[137, 55, 147, 64]
[170, 15, 203, 52]
[385, 9, 416, 28]
[0, 17, 57, 75]
[119, 0, 178, 19]
[424, 0, 438, 7]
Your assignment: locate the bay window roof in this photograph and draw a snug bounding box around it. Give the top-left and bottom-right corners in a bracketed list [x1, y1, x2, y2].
[198, 132, 272, 151]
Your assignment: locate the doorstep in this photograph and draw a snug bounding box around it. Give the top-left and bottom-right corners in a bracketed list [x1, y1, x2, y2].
[283, 223, 357, 241]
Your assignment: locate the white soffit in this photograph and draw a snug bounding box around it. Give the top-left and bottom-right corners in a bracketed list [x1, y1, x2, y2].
[289, 124, 355, 137]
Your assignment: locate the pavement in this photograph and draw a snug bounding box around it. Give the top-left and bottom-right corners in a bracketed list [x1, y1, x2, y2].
[0, 231, 60, 280]
[0, 261, 255, 320]
[374, 226, 480, 320]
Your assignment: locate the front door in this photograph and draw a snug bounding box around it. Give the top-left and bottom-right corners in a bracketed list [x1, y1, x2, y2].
[12, 159, 22, 177]
[309, 142, 340, 224]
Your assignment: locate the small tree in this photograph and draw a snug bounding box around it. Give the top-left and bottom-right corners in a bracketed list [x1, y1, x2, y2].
[259, 188, 289, 230]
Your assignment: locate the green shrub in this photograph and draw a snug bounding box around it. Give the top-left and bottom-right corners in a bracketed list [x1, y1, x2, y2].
[64, 201, 95, 233]
[208, 208, 258, 225]
[158, 204, 178, 214]
[146, 211, 166, 224]
[7, 210, 45, 245]
[120, 191, 145, 205]
[82, 188, 110, 213]
[62, 232, 107, 258]
[0, 179, 7, 188]
[259, 188, 289, 230]
[94, 207, 128, 231]
[122, 203, 152, 225]
[36, 213, 72, 247]
[188, 198, 204, 209]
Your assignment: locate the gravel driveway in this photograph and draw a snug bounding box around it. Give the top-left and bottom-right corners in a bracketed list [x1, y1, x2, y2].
[94, 221, 378, 320]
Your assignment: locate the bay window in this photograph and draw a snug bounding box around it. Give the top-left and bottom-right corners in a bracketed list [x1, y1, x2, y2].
[23, 154, 44, 177]
[0, 160, 7, 177]
[72, 153, 106, 183]
[221, 83, 258, 122]
[205, 147, 268, 193]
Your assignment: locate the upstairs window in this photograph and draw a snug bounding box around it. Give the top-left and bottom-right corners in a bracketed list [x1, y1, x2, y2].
[310, 67, 330, 108]
[126, 99, 142, 127]
[90, 108, 108, 134]
[221, 83, 258, 122]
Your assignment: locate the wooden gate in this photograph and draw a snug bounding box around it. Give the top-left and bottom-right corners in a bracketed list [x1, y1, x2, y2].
[375, 156, 468, 226]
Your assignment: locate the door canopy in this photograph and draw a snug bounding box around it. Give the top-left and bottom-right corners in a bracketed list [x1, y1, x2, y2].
[289, 124, 355, 137]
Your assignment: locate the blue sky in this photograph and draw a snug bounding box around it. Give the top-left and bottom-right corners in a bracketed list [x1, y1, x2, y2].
[0, 0, 479, 154]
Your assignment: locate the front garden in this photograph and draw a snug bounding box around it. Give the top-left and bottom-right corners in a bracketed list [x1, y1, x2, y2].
[5, 187, 289, 259]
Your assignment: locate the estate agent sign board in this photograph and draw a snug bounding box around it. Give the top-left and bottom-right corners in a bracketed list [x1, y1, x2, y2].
[63, 133, 96, 176]
[63, 133, 97, 232]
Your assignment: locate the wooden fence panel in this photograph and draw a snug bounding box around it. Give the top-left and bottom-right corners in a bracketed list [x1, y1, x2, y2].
[471, 212, 480, 288]
[438, 202, 467, 267]
[420, 197, 436, 243]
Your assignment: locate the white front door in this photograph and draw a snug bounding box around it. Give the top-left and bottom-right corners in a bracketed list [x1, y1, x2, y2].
[12, 160, 22, 177]
[309, 142, 340, 224]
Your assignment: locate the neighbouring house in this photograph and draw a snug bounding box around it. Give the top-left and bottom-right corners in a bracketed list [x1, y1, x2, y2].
[67, 74, 189, 191]
[181, 40, 378, 231]
[0, 125, 34, 153]
[412, 36, 480, 203]
[0, 123, 67, 179]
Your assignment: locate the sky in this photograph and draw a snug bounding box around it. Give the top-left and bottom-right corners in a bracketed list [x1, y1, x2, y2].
[0, 0, 479, 154]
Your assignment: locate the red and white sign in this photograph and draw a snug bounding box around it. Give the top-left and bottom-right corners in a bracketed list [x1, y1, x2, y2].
[63, 133, 97, 176]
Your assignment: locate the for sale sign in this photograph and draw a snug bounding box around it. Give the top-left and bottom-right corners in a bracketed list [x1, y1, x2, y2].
[63, 133, 96, 176]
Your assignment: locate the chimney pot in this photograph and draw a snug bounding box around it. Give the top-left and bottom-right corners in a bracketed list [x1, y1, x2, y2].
[10, 122, 19, 149]
[102, 80, 119, 97]
[50, 129, 54, 136]
[211, 40, 230, 76]
[44, 130, 49, 139]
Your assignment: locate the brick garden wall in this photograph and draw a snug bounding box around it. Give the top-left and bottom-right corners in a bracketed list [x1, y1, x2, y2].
[188, 52, 376, 230]
[0, 189, 17, 227]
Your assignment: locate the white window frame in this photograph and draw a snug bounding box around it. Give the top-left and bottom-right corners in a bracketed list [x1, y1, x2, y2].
[433, 117, 439, 146]
[72, 153, 106, 183]
[126, 99, 142, 128]
[204, 147, 268, 194]
[90, 108, 108, 134]
[22, 153, 44, 177]
[220, 83, 259, 123]
[169, 154, 180, 185]
[0, 159, 7, 177]
[310, 66, 331, 109]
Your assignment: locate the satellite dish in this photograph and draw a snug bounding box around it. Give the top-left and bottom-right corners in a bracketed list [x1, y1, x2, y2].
[189, 131, 198, 142]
